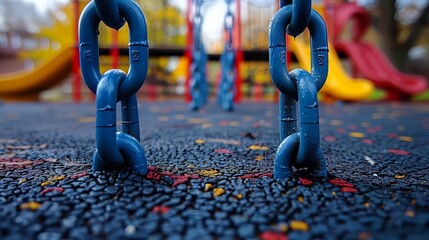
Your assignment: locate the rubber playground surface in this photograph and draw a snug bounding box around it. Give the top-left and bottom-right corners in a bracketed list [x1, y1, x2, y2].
[0, 101, 428, 239]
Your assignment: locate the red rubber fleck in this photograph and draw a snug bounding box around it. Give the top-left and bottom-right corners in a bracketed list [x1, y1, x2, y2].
[341, 187, 358, 193]
[260, 231, 288, 240]
[388, 149, 411, 155]
[214, 149, 233, 154]
[172, 178, 189, 187]
[299, 178, 314, 187]
[41, 187, 64, 195]
[152, 206, 170, 214]
[329, 178, 354, 187]
[70, 172, 87, 179]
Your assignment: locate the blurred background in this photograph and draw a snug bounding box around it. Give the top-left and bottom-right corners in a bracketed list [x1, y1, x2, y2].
[0, 0, 428, 102]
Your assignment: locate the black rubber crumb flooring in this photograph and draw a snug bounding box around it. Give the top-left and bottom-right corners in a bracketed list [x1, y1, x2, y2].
[0, 101, 428, 240]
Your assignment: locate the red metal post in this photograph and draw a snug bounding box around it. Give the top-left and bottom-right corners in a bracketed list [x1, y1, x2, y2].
[111, 30, 119, 69]
[274, 0, 282, 102]
[185, 0, 193, 102]
[72, 0, 81, 102]
[234, 0, 243, 102]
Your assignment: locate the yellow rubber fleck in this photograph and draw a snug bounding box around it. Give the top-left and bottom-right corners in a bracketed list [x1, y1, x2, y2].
[197, 169, 221, 178]
[78, 117, 96, 123]
[329, 120, 342, 126]
[41, 181, 54, 187]
[405, 210, 415, 217]
[349, 132, 365, 138]
[20, 202, 41, 211]
[195, 139, 205, 144]
[188, 118, 206, 124]
[290, 220, 309, 231]
[213, 188, 225, 197]
[229, 121, 240, 126]
[278, 223, 288, 232]
[204, 183, 213, 192]
[52, 176, 65, 181]
[398, 136, 413, 142]
[248, 145, 269, 151]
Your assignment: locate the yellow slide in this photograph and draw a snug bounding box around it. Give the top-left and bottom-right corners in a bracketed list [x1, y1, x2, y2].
[0, 48, 73, 101]
[289, 35, 374, 101]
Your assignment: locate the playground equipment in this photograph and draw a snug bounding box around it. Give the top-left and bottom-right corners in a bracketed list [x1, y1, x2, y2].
[188, 0, 209, 111]
[0, 2, 76, 101]
[289, 35, 374, 101]
[269, 0, 328, 180]
[218, 0, 237, 111]
[0, 48, 72, 101]
[79, 0, 149, 174]
[0, 1, 191, 102]
[287, 4, 374, 101]
[330, 1, 428, 99]
[185, 0, 243, 105]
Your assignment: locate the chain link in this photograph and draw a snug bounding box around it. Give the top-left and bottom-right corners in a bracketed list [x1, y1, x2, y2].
[218, 0, 236, 111]
[93, 0, 125, 30]
[280, 0, 312, 37]
[189, 0, 209, 111]
[269, 3, 329, 180]
[79, 0, 149, 174]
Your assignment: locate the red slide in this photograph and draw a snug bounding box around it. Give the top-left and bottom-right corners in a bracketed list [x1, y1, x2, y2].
[330, 2, 428, 99]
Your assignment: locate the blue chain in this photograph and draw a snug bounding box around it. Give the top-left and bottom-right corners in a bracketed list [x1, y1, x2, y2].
[269, 2, 329, 180]
[189, 0, 209, 111]
[79, 0, 149, 174]
[93, 0, 125, 30]
[280, 0, 312, 37]
[218, 0, 236, 111]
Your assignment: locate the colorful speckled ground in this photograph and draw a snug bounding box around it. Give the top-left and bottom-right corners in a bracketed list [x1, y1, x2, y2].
[0, 101, 428, 239]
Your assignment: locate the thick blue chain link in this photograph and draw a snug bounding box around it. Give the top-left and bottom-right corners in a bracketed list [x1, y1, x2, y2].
[269, 3, 329, 180]
[280, 0, 312, 37]
[79, 0, 149, 174]
[93, 0, 125, 30]
[218, 0, 236, 111]
[189, 0, 209, 111]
